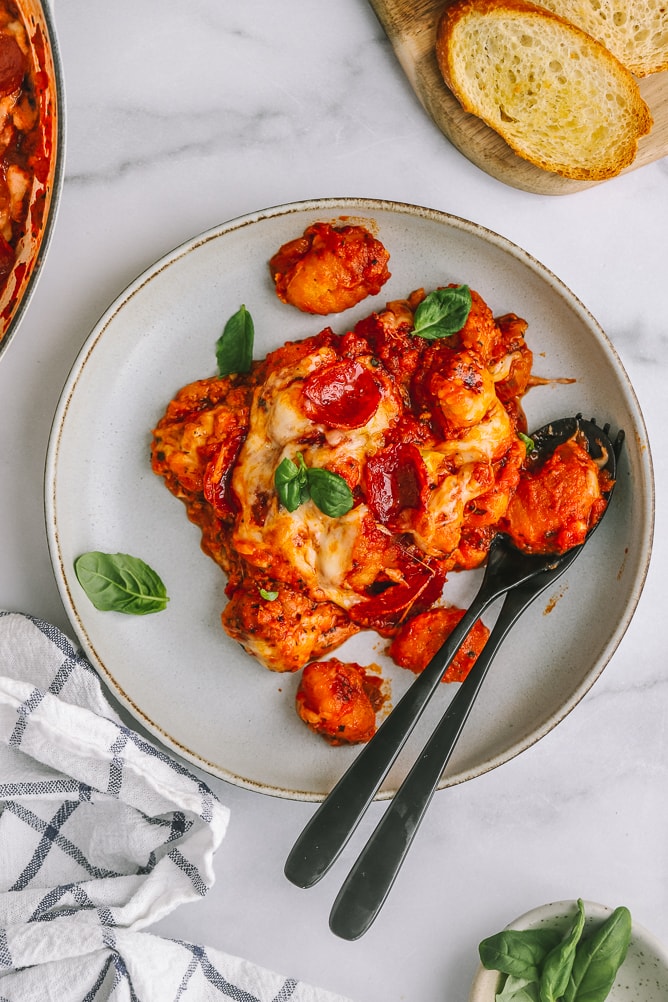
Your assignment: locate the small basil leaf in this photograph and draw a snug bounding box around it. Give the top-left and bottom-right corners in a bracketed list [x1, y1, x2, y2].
[519, 432, 535, 454]
[306, 467, 354, 518]
[216, 304, 254, 376]
[480, 929, 563, 982]
[412, 285, 472, 339]
[497, 976, 542, 1002]
[275, 455, 309, 512]
[75, 551, 168, 615]
[539, 899, 586, 1002]
[563, 906, 631, 1002]
[259, 588, 278, 601]
[275, 456, 299, 488]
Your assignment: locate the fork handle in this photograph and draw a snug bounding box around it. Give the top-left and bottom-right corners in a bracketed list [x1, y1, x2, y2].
[284, 537, 572, 890]
[327, 577, 557, 940]
[284, 587, 495, 889]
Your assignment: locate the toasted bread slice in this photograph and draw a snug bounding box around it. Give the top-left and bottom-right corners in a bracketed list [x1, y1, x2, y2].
[436, 0, 653, 180]
[534, 0, 668, 77]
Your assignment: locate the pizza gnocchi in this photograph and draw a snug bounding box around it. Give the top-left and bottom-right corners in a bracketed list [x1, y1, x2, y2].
[151, 259, 609, 744]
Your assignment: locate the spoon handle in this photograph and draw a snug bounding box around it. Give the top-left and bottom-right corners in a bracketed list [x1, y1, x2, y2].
[327, 575, 559, 940]
[284, 534, 582, 891]
[284, 586, 497, 889]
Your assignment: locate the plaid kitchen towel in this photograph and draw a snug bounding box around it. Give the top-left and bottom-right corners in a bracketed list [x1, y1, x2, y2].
[0, 611, 353, 1002]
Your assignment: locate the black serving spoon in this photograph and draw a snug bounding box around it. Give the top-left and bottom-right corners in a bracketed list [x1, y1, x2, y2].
[285, 416, 622, 931]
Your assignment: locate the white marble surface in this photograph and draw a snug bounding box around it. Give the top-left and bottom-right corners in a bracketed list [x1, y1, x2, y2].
[1, 2, 667, 999]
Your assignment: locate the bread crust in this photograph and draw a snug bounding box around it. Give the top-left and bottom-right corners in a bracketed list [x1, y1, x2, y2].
[436, 0, 653, 180]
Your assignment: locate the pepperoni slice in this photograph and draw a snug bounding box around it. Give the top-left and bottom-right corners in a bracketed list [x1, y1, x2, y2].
[365, 443, 429, 525]
[202, 429, 246, 519]
[0, 35, 26, 96]
[0, 235, 14, 284]
[349, 549, 445, 631]
[302, 358, 381, 429]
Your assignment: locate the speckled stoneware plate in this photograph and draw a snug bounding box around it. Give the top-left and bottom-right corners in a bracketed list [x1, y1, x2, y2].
[469, 900, 668, 1002]
[45, 198, 654, 801]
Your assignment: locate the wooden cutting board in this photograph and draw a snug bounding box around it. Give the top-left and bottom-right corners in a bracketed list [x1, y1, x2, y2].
[369, 0, 668, 194]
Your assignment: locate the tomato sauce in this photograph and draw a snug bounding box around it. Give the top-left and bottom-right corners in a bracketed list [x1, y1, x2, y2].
[0, 1, 49, 298]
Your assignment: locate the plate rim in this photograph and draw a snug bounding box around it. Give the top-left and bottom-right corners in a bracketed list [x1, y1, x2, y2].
[44, 196, 656, 800]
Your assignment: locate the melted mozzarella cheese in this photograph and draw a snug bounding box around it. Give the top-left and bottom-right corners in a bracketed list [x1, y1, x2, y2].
[231, 349, 401, 606]
[436, 398, 514, 465]
[408, 466, 478, 556]
[231, 338, 517, 597]
[273, 502, 370, 608]
[403, 401, 514, 556]
[264, 348, 336, 446]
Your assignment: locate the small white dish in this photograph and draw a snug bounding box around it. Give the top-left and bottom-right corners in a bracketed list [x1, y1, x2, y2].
[469, 900, 668, 1002]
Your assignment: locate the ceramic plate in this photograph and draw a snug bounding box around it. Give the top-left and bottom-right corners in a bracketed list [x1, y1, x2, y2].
[45, 198, 653, 800]
[469, 900, 668, 1002]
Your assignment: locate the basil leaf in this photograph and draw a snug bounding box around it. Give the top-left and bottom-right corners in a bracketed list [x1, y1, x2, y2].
[412, 285, 472, 339]
[306, 466, 354, 518]
[539, 899, 586, 1002]
[563, 907, 631, 1002]
[216, 304, 254, 375]
[519, 432, 535, 454]
[275, 455, 309, 512]
[480, 929, 563, 982]
[75, 551, 168, 615]
[275, 455, 353, 518]
[275, 456, 300, 489]
[497, 976, 542, 1002]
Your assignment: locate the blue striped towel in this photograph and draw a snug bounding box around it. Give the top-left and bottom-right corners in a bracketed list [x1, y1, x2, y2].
[0, 611, 353, 1002]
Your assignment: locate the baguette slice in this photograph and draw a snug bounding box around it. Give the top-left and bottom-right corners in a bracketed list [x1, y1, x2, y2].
[436, 0, 653, 180]
[533, 0, 668, 77]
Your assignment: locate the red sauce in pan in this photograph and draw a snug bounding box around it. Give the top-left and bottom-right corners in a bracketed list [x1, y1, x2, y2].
[0, 1, 52, 301]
